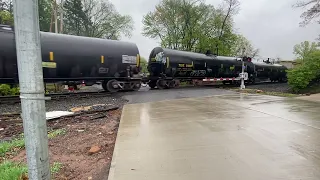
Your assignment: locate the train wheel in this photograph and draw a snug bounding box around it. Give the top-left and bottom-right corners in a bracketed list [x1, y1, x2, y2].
[102, 80, 108, 91]
[156, 79, 167, 89]
[174, 79, 180, 87]
[169, 79, 179, 88]
[132, 82, 141, 91]
[148, 81, 156, 89]
[106, 79, 120, 93]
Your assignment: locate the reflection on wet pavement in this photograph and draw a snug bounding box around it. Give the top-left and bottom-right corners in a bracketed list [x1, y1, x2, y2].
[109, 94, 320, 180]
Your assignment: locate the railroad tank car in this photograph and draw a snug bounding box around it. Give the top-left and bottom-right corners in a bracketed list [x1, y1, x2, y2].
[147, 47, 287, 89]
[0, 24, 141, 92]
[147, 47, 251, 88]
[251, 61, 287, 83]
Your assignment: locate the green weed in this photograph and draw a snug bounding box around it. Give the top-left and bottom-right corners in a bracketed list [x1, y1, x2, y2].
[0, 129, 66, 157]
[48, 129, 67, 139]
[0, 136, 25, 157]
[0, 161, 28, 180]
[51, 162, 63, 175]
[0, 161, 63, 180]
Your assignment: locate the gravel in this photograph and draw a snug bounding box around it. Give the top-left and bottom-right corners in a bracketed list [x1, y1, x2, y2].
[0, 82, 292, 114]
[0, 94, 127, 114]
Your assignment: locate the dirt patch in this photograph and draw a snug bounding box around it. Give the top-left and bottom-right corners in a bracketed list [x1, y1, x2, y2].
[1, 107, 123, 180]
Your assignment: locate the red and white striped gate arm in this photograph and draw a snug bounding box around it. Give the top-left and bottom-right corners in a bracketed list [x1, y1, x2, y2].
[203, 77, 237, 82]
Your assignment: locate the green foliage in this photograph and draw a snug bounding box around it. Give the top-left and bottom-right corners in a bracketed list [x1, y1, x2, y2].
[0, 0, 52, 31]
[0, 129, 66, 157]
[0, 84, 19, 96]
[0, 0, 13, 25]
[48, 128, 67, 139]
[38, 0, 52, 32]
[0, 161, 63, 180]
[287, 50, 320, 92]
[63, 0, 134, 39]
[231, 34, 259, 58]
[287, 66, 316, 92]
[142, 0, 248, 56]
[0, 10, 13, 25]
[51, 162, 63, 175]
[0, 161, 28, 180]
[139, 57, 148, 74]
[0, 135, 25, 157]
[293, 41, 319, 60]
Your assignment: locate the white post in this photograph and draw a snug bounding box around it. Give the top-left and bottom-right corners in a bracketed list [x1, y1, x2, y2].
[13, 0, 51, 179]
[240, 60, 245, 89]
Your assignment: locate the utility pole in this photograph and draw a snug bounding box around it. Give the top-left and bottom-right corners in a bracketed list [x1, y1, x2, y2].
[13, 0, 51, 179]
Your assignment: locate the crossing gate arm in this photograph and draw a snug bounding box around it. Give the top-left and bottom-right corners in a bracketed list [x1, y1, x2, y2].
[202, 73, 248, 82]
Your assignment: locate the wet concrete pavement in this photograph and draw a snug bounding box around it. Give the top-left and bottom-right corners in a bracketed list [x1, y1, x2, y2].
[108, 93, 320, 180]
[121, 86, 236, 104]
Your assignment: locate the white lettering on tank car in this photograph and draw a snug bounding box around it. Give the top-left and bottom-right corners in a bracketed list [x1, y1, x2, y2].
[122, 55, 137, 64]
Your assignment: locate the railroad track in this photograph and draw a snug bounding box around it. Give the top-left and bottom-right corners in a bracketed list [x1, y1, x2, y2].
[0, 81, 287, 104]
[0, 90, 111, 104]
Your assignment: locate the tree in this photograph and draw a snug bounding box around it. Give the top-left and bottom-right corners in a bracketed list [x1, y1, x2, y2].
[287, 50, 320, 92]
[139, 57, 148, 74]
[293, 41, 319, 60]
[0, 0, 52, 31]
[38, 0, 52, 32]
[294, 0, 320, 26]
[142, 0, 202, 50]
[0, 10, 13, 25]
[230, 34, 259, 58]
[218, 0, 240, 40]
[63, 0, 86, 35]
[294, 0, 320, 43]
[0, 0, 13, 25]
[63, 0, 134, 39]
[142, 0, 240, 55]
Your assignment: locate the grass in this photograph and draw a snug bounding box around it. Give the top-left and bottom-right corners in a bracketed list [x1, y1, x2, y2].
[0, 129, 66, 179]
[0, 129, 67, 157]
[0, 161, 27, 180]
[0, 135, 25, 157]
[48, 128, 67, 139]
[0, 161, 63, 180]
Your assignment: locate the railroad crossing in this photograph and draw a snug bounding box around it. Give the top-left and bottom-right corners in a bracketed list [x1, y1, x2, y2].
[108, 93, 320, 180]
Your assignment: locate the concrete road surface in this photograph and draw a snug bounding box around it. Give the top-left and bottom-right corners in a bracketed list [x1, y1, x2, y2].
[122, 86, 236, 104]
[108, 94, 320, 180]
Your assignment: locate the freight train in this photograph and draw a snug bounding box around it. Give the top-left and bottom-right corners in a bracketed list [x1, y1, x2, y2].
[146, 47, 288, 89]
[0, 24, 288, 92]
[0, 24, 142, 92]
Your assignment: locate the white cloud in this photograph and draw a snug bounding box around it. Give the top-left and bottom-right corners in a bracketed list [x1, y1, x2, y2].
[110, 0, 319, 60]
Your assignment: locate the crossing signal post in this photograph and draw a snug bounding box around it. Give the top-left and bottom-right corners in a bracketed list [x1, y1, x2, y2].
[240, 58, 245, 90]
[240, 57, 251, 90]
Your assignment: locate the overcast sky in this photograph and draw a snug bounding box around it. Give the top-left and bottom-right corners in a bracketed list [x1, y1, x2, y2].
[110, 0, 319, 61]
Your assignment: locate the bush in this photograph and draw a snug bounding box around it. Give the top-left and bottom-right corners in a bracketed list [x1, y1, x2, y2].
[0, 84, 20, 96]
[287, 50, 320, 92]
[287, 66, 317, 92]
